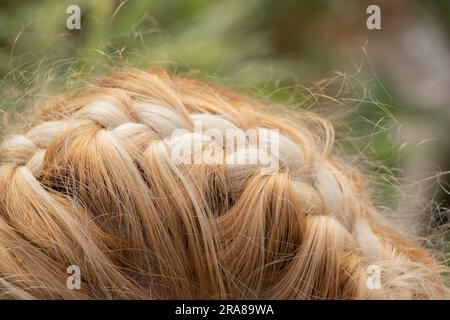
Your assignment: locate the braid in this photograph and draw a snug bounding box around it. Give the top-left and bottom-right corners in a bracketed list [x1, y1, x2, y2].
[0, 68, 447, 299]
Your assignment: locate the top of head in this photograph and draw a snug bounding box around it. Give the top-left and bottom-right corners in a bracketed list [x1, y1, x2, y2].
[0, 68, 447, 299]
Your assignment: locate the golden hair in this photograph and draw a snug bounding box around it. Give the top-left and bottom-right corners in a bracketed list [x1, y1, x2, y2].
[0, 69, 448, 299]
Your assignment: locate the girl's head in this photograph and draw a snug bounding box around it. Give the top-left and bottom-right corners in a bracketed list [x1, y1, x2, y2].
[0, 69, 447, 299]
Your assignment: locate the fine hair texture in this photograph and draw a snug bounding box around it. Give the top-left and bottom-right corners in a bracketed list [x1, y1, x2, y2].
[0, 69, 448, 300]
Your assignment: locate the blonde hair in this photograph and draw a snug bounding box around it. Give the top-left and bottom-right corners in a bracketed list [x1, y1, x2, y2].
[0, 69, 448, 299]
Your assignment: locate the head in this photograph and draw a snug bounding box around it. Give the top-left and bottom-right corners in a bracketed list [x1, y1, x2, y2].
[0, 69, 448, 299]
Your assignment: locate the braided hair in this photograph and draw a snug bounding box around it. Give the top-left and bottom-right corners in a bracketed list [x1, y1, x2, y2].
[0, 69, 447, 299]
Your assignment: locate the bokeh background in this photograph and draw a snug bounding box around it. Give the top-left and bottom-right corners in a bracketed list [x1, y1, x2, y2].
[0, 0, 449, 261]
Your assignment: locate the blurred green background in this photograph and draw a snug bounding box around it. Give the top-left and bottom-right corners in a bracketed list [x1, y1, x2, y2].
[0, 0, 449, 259]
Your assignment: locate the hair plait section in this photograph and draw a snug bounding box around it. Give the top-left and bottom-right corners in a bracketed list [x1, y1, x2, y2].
[0, 69, 448, 299]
